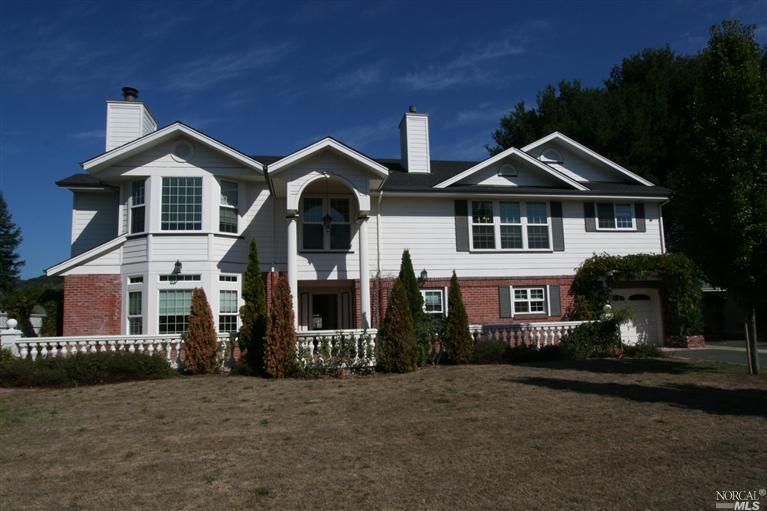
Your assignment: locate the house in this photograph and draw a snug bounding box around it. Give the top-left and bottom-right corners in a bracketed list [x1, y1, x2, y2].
[45, 88, 670, 345]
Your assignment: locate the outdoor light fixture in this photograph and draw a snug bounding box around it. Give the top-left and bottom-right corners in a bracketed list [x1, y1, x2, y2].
[170, 260, 182, 284]
[419, 269, 428, 286]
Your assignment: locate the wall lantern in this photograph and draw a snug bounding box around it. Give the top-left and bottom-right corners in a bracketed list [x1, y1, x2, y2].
[419, 269, 428, 286]
[170, 260, 182, 284]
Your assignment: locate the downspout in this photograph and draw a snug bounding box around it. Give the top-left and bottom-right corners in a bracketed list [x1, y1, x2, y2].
[263, 164, 276, 273]
[375, 174, 389, 327]
[659, 199, 669, 254]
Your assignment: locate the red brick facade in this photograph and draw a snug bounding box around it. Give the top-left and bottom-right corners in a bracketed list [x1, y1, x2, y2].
[369, 275, 575, 328]
[63, 274, 122, 336]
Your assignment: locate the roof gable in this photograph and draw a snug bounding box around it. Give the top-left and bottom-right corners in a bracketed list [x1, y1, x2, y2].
[82, 122, 264, 173]
[521, 132, 654, 186]
[268, 137, 388, 178]
[434, 147, 588, 190]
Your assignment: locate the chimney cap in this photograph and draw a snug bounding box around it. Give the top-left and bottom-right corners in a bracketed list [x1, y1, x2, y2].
[408, 105, 417, 113]
[122, 87, 139, 101]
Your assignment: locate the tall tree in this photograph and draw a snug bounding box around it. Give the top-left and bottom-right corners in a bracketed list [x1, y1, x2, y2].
[442, 272, 474, 364]
[0, 191, 23, 297]
[398, 250, 430, 363]
[673, 20, 767, 374]
[184, 288, 219, 374]
[376, 278, 418, 373]
[263, 274, 297, 378]
[238, 239, 268, 373]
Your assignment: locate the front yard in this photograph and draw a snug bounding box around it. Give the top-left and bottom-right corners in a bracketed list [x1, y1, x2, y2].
[1, 359, 766, 510]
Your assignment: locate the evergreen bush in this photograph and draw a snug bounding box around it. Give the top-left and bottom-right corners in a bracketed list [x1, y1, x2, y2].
[376, 278, 418, 372]
[184, 288, 218, 374]
[442, 271, 474, 364]
[263, 275, 297, 378]
[398, 250, 431, 363]
[238, 239, 268, 373]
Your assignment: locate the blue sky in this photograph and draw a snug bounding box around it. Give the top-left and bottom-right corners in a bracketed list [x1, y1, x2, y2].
[1, 0, 765, 278]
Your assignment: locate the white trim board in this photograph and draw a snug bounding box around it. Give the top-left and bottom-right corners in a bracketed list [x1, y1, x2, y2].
[46, 235, 127, 276]
[268, 137, 389, 178]
[521, 132, 655, 187]
[434, 146, 588, 191]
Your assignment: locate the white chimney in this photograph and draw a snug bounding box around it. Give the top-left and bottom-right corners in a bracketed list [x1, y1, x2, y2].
[399, 106, 431, 173]
[105, 87, 158, 151]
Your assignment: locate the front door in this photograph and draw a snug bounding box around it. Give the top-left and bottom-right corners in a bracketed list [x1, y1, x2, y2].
[312, 294, 338, 330]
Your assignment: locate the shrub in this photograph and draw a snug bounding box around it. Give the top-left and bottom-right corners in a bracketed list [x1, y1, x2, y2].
[559, 320, 622, 359]
[622, 343, 663, 358]
[442, 271, 474, 364]
[238, 239, 268, 374]
[506, 343, 565, 363]
[470, 340, 509, 364]
[184, 288, 218, 374]
[263, 275, 297, 378]
[0, 351, 175, 387]
[377, 278, 418, 373]
[398, 250, 431, 364]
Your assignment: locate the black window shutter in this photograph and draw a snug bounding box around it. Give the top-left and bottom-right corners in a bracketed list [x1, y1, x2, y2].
[550, 201, 565, 251]
[548, 285, 561, 317]
[499, 286, 512, 318]
[635, 203, 646, 232]
[454, 200, 470, 252]
[584, 202, 596, 232]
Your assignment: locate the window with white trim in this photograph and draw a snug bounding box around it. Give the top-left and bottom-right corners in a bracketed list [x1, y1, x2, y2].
[161, 177, 202, 231]
[128, 291, 142, 334]
[301, 197, 352, 251]
[420, 289, 445, 316]
[158, 289, 193, 334]
[596, 202, 634, 230]
[469, 200, 551, 251]
[219, 290, 238, 333]
[513, 287, 546, 314]
[130, 180, 145, 234]
[219, 180, 238, 233]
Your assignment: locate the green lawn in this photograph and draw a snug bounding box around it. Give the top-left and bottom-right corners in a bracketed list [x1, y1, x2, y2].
[1, 358, 765, 510]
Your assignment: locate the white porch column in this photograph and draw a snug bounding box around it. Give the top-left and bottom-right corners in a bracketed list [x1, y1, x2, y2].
[286, 213, 299, 327]
[358, 215, 371, 329]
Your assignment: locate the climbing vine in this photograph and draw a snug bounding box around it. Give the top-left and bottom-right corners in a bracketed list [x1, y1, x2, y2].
[570, 253, 703, 336]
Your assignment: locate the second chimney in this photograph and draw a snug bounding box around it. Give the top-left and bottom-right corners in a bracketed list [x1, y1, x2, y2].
[105, 87, 158, 151]
[399, 106, 431, 173]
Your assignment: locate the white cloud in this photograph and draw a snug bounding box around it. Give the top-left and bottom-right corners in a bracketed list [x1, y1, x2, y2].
[445, 102, 514, 128]
[327, 65, 383, 95]
[322, 117, 397, 150]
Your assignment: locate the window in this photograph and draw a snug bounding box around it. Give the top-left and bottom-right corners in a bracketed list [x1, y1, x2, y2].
[421, 289, 445, 316]
[301, 197, 352, 251]
[219, 290, 238, 332]
[159, 289, 193, 334]
[128, 276, 143, 284]
[219, 181, 238, 233]
[596, 202, 634, 230]
[514, 287, 546, 314]
[471, 201, 495, 249]
[159, 274, 200, 282]
[469, 201, 551, 251]
[219, 275, 238, 282]
[130, 181, 145, 234]
[161, 177, 202, 231]
[128, 291, 142, 334]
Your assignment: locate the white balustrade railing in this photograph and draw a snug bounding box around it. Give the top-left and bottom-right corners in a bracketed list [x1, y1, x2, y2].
[296, 329, 377, 369]
[11, 333, 236, 369]
[469, 321, 586, 348]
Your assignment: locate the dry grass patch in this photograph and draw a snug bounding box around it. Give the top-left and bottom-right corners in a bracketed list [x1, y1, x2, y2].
[1, 359, 766, 510]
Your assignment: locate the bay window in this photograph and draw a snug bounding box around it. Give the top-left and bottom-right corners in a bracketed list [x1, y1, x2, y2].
[127, 291, 143, 334]
[219, 290, 238, 333]
[130, 180, 145, 234]
[469, 200, 551, 251]
[301, 197, 352, 251]
[596, 202, 634, 230]
[219, 180, 238, 233]
[158, 289, 193, 334]
[161, 177, 202, 231]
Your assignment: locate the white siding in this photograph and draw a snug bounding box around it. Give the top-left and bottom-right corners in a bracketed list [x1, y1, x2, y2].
[461, 158, 566, 187]
[400, 113, 430, 173]
[151, 235, 209, 261]
[528, 142, 627, 183]
[71, 192, 118, 256]
[378, 198, 663, 278]
[123, 237, 148, 265]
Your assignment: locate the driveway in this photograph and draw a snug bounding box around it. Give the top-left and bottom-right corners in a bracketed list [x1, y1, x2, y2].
[665, 339, 767, 367]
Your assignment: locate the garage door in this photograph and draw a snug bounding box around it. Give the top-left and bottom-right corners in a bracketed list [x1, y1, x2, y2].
[610, 289, 662, 346]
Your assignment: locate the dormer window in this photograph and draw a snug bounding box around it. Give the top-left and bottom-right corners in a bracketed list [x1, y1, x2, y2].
[130, 180, 145, 234]
[161, 177, 202, 231]
[219, 180, 238, 233]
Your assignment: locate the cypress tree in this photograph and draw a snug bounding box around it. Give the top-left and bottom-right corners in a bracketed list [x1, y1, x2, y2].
[263, 274, 297, 378]
[0, 192, 23, 297]
[443, 271, 474, 364]
[398, 249, 430, 363]
[377, 278, 418, 373]
[184, 288, 218, 374]
[238, 239, 268, 372]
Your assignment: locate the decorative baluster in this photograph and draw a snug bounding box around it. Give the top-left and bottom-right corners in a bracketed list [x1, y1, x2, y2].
[19, 342, 28, 359]
[146, 340, 155, 356]
[127, 340, 135, 353]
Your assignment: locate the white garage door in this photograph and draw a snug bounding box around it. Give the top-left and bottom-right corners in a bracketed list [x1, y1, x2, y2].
[610, 289, 662, 346]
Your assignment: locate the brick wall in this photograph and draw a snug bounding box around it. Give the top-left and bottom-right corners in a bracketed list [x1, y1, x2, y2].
[372, 275, 575, 327]
[63, 274, 122, 335]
